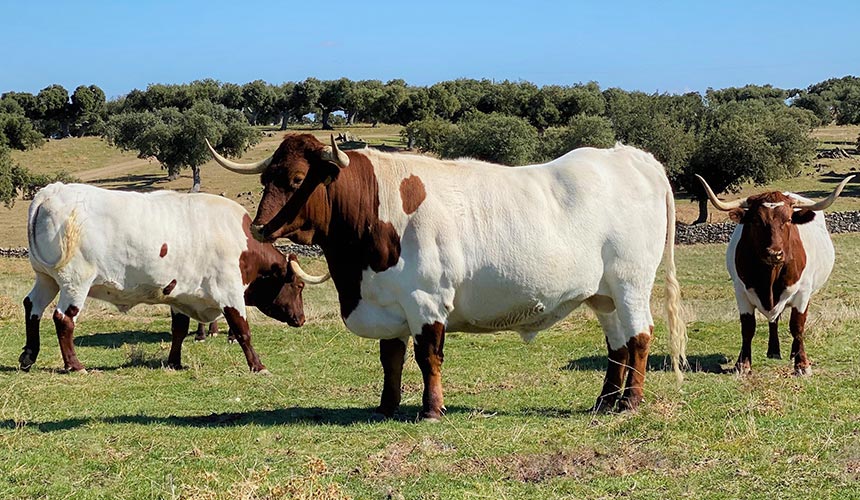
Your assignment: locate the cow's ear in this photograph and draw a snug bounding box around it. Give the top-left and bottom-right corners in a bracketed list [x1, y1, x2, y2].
[728, 208, 745, 223]
[792, 209, 816, 225]
[320, 161, 340, 186]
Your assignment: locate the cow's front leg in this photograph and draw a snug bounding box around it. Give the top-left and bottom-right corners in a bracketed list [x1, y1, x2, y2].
[618, 328, 653, 412]
[167, 309, 190, 369]
[735, 313, 756, 375]
[790, 307, 811, 376]
[414, 322, 446, 421]
[593, 339, 629, 412]
[20, 273, 59, 371]
[376, 337, 408, 417]
[767, 315, 781, 359]
[222, 306, 267, 373]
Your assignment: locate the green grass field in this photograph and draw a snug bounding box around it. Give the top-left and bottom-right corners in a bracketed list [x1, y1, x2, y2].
[0, 124, 859, 498]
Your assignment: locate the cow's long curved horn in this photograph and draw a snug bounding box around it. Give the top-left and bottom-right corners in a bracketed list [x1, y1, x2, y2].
[695, 174, 749, 211]
[289, 260, 331, 285]
[205, 139, 273, 174]
[793, 175, 855, 211]
[321, 134, 350, 168]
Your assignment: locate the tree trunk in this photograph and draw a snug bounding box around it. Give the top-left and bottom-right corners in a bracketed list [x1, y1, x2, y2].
[280, 112, 289, 131]
[191, 165, 201, 193]
[693, 197, 709, 224]
[321, 109, 333, 130]
[407, 132, 415, 150]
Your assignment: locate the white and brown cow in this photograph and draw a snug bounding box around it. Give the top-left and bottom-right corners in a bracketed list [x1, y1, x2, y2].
[208, 134, 687, 418]
[21, 182, 328, 373]
[697, 175, 853, 376]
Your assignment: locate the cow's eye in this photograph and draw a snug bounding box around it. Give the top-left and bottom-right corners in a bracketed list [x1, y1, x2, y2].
[292, 175, 304, 186]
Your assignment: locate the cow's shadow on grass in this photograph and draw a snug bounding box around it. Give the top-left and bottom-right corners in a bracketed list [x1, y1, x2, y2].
[1, 405, 476, 432]
[75, 330, 171, 348]
[562, 353, 729, 374]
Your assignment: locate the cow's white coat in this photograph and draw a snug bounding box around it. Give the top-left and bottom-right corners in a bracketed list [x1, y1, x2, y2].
[341, 144, 682, 354]
[26, 183, 251, 323]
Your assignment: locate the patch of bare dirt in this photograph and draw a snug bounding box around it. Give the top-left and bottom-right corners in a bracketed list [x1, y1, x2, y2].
[366, 437, 457, 478]
[453, 446, 672, 483]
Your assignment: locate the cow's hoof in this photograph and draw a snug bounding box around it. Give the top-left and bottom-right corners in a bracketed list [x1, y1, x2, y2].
[590, 397, 618, 414]
[166, 363, 183, 371]
[419, 407, 445, 422]
[18, 351, 36, 372]
[794, 366, 812, 377]
[617, 397, 643, 413]
[374, 406, 398, 419]
[766, 352, 782, 360]
[254, 368, 271, 376]
[193, 336, 206, 343]
[64, 367, 87, 374]
[733, 364, 752, 376]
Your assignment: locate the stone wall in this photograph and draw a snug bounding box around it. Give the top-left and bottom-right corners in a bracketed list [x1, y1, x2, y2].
[675, 210, 860, 245]
[5, 211, 860, 258]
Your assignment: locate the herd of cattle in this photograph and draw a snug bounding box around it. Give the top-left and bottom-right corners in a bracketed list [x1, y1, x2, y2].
[16, 134, 853, 418]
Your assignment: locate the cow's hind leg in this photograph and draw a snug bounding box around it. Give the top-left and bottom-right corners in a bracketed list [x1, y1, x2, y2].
[222, 305, 267, 373]
[591, 309, 629, 412]
[414, 322, 446, 421]
[619, 326, 654, 412]
[767, 315, 781, 359]
[20, 272, 60, 371]
[193, 322, 207, 342]
[790, 307, 812, 376]
[167, 309, 191, 369]
[376, 337, 408, 418]
[53, 286, 91, 373]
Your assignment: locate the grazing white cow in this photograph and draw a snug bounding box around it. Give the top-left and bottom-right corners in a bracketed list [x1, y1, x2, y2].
[21, 183, 328, 373]
[208, 135, 687, 418]
[697, 175, 852, 376]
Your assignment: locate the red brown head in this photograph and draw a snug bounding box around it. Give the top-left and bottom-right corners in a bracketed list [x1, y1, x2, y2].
[696, 175, 854, 266]
[206, 135, 348, 244]
[243, 253, 330, 327]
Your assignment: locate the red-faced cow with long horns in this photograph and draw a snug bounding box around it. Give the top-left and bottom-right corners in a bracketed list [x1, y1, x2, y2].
[208, 134, 687, 418]
[21, 183, 329, 373]
[696, 175, 853, 376]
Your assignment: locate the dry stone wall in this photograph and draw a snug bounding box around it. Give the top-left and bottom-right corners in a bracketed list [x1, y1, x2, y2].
[4, 211, 860, 258]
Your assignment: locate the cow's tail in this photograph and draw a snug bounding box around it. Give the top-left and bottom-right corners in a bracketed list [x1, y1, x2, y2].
[28, 195, 80, 270]
[663, 188, 688, 382]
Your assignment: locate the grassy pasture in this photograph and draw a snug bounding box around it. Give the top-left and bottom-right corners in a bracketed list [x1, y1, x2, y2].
[1, 237, 860, 498]
[0, 124, 860, 498]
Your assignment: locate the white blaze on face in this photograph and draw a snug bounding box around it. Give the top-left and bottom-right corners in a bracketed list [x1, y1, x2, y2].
[762, 202, 785, 209]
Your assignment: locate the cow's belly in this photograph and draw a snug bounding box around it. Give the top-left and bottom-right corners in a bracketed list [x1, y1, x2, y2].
[88, 282, 222, 323]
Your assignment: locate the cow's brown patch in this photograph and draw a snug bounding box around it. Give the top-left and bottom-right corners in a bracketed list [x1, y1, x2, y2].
[619, 329, 653, 411]
[167, 310, 190, 369]
[222, 306, 266, 372]
[159, 243, 168, 258]
[415, 322, 445, 420]
[399, 175, 426, 215]
[53, 305, 84, 372]
[593, 342, 629, 412]
[162, 279, 177, 295]
[377, 338, 407, 417]
[735, 313, 756, 374]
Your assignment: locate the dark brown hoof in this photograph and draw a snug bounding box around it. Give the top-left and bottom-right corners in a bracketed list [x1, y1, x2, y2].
[766, 352, 782, 360]
[590, 396, 618, 413]
[617, 396, 643, 413]
[19, 350, 37, 371]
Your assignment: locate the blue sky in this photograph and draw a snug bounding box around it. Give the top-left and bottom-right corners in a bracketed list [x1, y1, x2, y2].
[2, 0, 857, 99]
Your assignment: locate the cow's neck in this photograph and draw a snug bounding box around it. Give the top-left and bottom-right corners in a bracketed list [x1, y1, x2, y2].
[240, 214, 286, 285]
[314, 151, 402, 319]
[736, 225, 806, 312]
